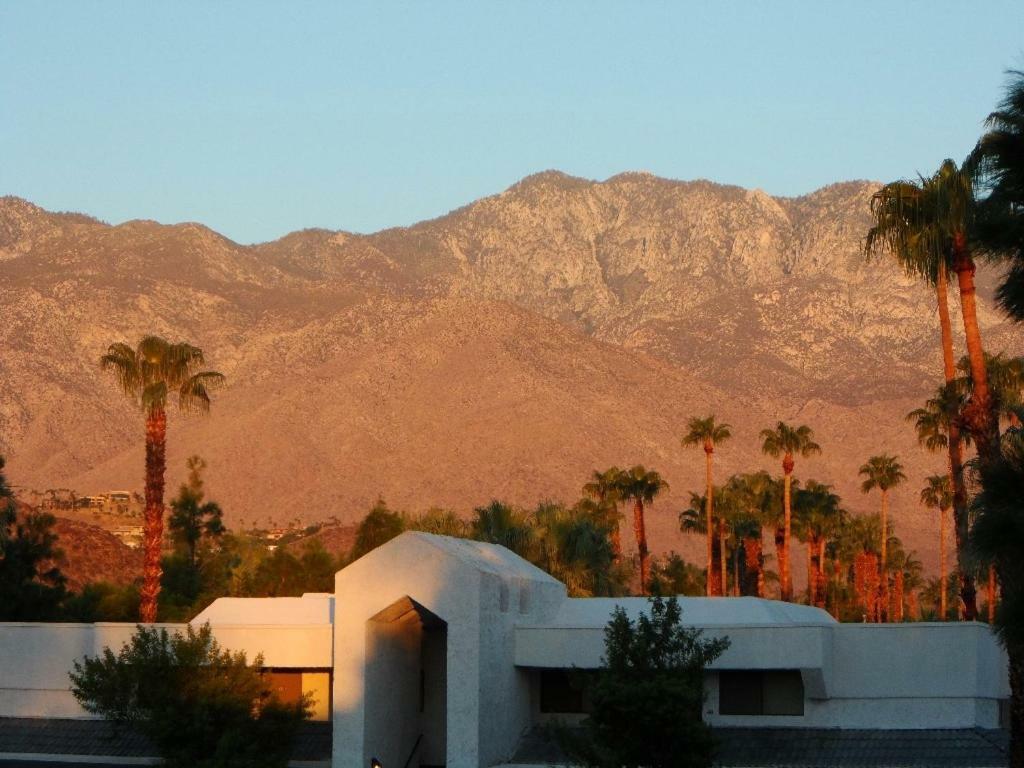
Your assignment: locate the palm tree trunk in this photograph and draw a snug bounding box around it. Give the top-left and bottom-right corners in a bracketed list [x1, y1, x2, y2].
[705, 450, 715, 596]
[140, 407, 167, 623]
[939, 260, 979, 621]
[940, 507, 948, 621]
[781, 459, 794, 601]
[742, 535, 762, 597]
[719, 519, 728, 598]
[989, 565, 997, 624]
[817, 538, 827, 609]
[633, 499, 649, 596]
[807, 541, 814, 606]
[610, 516, 622, 562]
[880, 490, 889, 622]
[953, 241, 999, 463]
[733, 541, 740, 597]
[894, 569, 905, 622]
[937, 262, 957, 381]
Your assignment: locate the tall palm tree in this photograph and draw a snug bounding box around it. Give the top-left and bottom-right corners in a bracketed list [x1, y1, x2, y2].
[616, 465, 668, 596]
[907, 385, 977, 619]
[760, 422, 821, 601]
[582, 467, 624, 559]
[682, 416, 732, 596]
[794, 480, 844, 609]
[972, 70, 1024, 324]
[859, 454, 907, 622]
[680, 489, 722, 597]
[970, 426, 1024, 766]
[867, 160, 999, 465]
[920, 474, 954, 621]
[100, 336, 223, 622]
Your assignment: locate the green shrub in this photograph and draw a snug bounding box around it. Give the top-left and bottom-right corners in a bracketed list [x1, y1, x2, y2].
[70, 623, 309, 768]
[560, 596, 729, 768]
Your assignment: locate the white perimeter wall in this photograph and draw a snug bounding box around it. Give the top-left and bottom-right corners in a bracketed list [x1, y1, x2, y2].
[516, 621, 1010, 729]
[0, 622, 333, 719]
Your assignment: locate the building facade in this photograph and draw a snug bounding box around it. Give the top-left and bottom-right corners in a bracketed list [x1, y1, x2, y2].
[0, 532, 1011, 767]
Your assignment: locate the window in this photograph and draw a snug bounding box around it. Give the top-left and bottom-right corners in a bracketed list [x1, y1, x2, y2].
[719, 670, 804, 716]
[539, 669, 594, 714]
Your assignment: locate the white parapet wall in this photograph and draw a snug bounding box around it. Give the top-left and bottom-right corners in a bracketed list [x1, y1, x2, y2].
[0, 619, 333, 719]
[516, 608, 1010, 730]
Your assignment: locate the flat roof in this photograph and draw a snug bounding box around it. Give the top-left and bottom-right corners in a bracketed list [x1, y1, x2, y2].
[193, 593, 334, 625]
[536, 596, 837, 628]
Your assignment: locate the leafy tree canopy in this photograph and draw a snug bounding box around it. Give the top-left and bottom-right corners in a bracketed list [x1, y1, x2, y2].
[70, 624, 309, 768]
[561, 597, 729, 768]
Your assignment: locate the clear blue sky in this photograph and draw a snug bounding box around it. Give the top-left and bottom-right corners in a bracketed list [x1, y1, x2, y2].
[3, 2, 1023, 244]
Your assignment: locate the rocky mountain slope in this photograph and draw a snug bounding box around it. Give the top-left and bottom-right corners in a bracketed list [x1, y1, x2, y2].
[1, 173, 1019, 575]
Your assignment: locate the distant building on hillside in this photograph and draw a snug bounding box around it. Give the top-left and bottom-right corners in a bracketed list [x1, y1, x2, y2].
[0, 532, 1011, 767]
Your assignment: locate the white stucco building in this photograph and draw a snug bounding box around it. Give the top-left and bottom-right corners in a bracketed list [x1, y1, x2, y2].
[0, 532, 1012, 767]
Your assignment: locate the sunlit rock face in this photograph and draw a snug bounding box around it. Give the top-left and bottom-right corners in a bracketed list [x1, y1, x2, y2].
[0, 175, 1018, 572]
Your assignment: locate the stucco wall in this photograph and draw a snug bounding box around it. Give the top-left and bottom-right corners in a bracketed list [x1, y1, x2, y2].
[331, 532, 567, 768]
[516, 618, 1009, 731]
[0, 621, 332, 719]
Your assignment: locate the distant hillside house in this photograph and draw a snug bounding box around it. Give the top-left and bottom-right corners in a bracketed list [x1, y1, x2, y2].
[0, 532, 1011, 767]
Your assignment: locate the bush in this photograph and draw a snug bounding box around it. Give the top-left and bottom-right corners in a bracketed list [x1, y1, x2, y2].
[560, 596, 729, 768]
[70, 623, 309, 768]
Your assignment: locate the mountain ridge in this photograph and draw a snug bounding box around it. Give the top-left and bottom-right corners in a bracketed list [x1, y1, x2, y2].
[0, 172, 1018, 576]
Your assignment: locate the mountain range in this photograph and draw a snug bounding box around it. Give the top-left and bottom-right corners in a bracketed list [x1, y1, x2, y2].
[2, 171, 1019, 576]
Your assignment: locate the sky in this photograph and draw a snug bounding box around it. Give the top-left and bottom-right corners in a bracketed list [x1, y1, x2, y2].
[2, 2, 1024, 244]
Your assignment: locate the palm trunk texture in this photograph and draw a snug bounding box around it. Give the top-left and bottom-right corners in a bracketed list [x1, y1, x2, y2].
[954, 241, 999, 463]
[781, 456, 794, 601]
[938, 261, 978, 621]
[633, 499, 649, 596]
[705, 448, 716, 596]
[141, 407, 167, 623]
[880, 490, 889, 622]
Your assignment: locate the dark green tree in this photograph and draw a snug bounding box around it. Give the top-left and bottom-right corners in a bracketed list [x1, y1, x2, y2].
[70, 623, 309, 768]
[469, 499, 535, 558]
[561, 597, 729, 768]
[349, 499, 406, 560]
[168, 455, 225, 569]
[970, 427, 1024, 767]
[649, 553, 706, 597]
[0, 457, 67, 620]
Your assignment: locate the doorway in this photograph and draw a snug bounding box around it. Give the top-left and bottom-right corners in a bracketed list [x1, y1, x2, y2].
[364, 596, 447, 768]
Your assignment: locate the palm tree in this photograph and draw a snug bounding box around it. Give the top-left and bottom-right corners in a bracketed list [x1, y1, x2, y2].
[907, 385, 977, 619]
[680, 489, 722, 596]
[972, 70, 1024, 325]
[100, 336, 224, 622]
[470, 500, 534, 558]
[721, 471, 781, 598]
[582, 467, 624, 559]
[859, 454, 907, 622]
[616, 465, 668, 596]
[681, 416, 732, 596]
[532, 502, 618, 597]
[970, 427, 1024, 765]
[920, 475, 954, 621]
[867, 160, 999, 465]
[887, 540, 923, 623]
[794, 480, 844, 609]
[760, 422, 821, 601]
[958, 353, 1024, 427]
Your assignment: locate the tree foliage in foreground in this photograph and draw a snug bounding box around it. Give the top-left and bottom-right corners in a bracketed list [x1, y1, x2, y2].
[560, 597, 729, 768]
[0, 456, 67, 620]
[70, 624, 309, 768]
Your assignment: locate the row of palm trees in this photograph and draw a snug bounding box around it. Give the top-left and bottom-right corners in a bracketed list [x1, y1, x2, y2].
[676, 416, 927, 620]
[681, 417, 822, 603]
